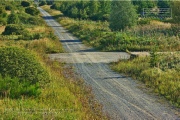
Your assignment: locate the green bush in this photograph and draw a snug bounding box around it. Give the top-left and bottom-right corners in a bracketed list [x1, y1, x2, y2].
[0, 76, 40, 99]
[5, 4, 13, 10]
[21, 1, 30, 7]
[25, 7, 39, 16]
[7, 13, 19, 24]
[39, 1, 46, 6]
[28, 16, 44, 25]
[19, 32, 46, 40]
[171, 24, 180, 36]
[0, 6, 5, 14]
[0, 47, 49, 85]
[2, 24, 27, 35]
[18, 12, 30, 24]
[137, 18, 151, 25]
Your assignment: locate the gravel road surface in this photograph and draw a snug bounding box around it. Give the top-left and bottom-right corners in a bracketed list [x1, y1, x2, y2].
[38, 7, 179, 120]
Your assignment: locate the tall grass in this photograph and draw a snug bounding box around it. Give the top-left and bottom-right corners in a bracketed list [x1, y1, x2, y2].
[45, 4, 180, 52]
[111, 53, 180, 107]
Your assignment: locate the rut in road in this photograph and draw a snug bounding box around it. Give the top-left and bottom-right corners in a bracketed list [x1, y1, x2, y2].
[38, 7, 180, 120]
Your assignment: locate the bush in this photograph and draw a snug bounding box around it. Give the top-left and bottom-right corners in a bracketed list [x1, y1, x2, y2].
[5, 4, 13, 10]
[0, 18, 6, 26]
[2, 24, 27, 35]
[0, 6, 5, 14]
[21, 1, 30, 7]
[39, 1, 46, 6]
[171, 24, 180, 36]
[0, 76, 40, 99]
[0, 47, 49, 85]
[25, 7, 39, 16]
[7, 13, 19, 24]
[28, 16, 44, 25]
[137, 18, 151, 25]
[18, 12, 30, 24]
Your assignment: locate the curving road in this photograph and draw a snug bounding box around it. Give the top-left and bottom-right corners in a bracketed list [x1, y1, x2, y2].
[38, 7, 179, 120]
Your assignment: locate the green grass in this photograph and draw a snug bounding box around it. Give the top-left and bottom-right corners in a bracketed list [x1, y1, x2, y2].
[0, 2, 108, 119]
[111, 53, 180, 107]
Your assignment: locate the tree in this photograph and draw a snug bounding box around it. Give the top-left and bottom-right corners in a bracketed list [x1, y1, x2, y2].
[110, 1, 137, 31]
[7, 13, 19, 24]
[89, 0, 100, 20]
[70, 6, 78, 18]
[157, 0, 170, 8]
[171, 1, 180, 23]
[133, 1, 157, 14]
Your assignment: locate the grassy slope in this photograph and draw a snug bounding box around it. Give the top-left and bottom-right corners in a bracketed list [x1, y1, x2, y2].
[0, 4, 107, 120]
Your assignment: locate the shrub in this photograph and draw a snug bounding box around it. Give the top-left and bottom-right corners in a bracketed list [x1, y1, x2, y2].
[0, 47, 49, 85]
[0, 12, 7, 18]
[2, 24, 27, 35]
[28, 16, 44, 25]
[137, 18, 151, 25]
[171, 24, 180, 36]
[50, 3, 60, 10]
[0, 6, 5, 14]
[21, 1, 30, 7]
[0, 18, 6, 26]
[18, 12, 30, 24]
[0, 76, 40, 99]
[25, 7, 39, 16]
[7, 13, 19, 24]
[5, 4, 13, 10]
[39, 1, 47, 6]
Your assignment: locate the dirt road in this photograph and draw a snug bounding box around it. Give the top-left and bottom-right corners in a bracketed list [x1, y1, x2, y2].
[38, 7, 179, 120]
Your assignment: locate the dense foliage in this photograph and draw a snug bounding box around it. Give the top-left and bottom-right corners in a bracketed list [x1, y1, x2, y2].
[25, 7, 40, 16]
[51, 1, 111, 21]
[171, 1, 180, 23]
[0, 47, 49, 85]
[58, 17, 180, 52]
[7, 13, 19, 24]
[2, 24, 26, 35]
[110, 1, 137, 31]
[0, 47, 48, 99]
[21, 1, 30, 7]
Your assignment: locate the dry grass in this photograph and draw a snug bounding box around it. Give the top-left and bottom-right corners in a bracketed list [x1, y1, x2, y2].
[150, 20, 171, 29]
[132, 20, 171, 32]
[0, 26, 5, 34]
[41, 5, 62, 16]
[5, 11, 11, 15]
[26, 26, 46, 33]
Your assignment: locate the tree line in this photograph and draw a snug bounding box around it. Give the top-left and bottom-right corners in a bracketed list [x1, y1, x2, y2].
[40, 0, 179, 31]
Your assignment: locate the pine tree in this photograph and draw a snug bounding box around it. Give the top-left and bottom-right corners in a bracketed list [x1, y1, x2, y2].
[110, 1, 138, 31]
